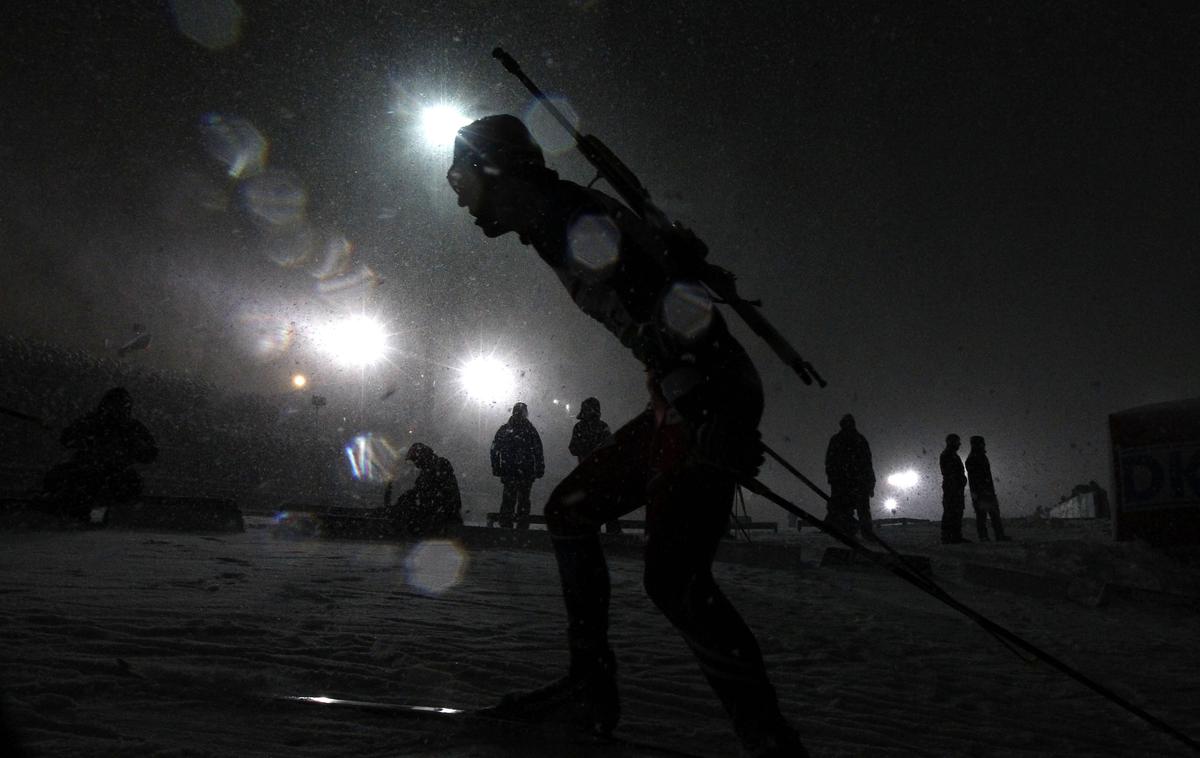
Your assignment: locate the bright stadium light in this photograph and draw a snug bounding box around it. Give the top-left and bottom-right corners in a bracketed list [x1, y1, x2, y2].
[315, 315, 391, 367]
[420, 104, 471, 148]
[459, 355, 516, 405]
[291, 373, 307, 388]
[884, 497, 898, 513]
[886, 469, 920, 490]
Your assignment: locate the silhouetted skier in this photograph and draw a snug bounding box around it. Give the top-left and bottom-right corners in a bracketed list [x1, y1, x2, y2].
[448, 115, 804, 756]
[939, 434, 970, 544]
[824, 414, 876, 540]
[569, 397, 620, 534]
[965, 435, 1010, 542]
[384, 442, 463, 537]
[490, 402, 545, 529]
[42, 387, 157, 523]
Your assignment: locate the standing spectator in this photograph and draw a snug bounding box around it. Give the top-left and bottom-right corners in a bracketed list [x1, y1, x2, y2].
[824, 414, 876, 540]
[41, 386, 157, 523]
[490, 402, 545, 529]
[965, 435, 1011, 542]
[939, 434, 970, 544]
[569, 397, 620, 534]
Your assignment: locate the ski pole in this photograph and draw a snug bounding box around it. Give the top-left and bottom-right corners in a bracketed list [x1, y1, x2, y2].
[742, 474, 1200, 755]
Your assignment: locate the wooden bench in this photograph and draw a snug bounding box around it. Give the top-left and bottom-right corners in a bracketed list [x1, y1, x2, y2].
[485, 512, 777, 534]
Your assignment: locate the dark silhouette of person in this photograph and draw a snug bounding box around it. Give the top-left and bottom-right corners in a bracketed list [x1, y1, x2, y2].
[939, 434, 970, 544]
[569, 397, 621, 535]
[384, 443, 463, 537]
[824, 414, 877, 540]
[490, 401, 545, 529]
[965, 435, 1011, 542]
[41, 386, 157, 523]
[448, 115, 804, 756]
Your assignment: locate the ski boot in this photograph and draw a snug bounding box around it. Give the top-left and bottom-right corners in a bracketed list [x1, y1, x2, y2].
[490, 649, 619, 736]
[738, 719, 809, 758]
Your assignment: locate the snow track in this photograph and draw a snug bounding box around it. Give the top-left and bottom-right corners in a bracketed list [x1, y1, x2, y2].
[1, 523, 1197, 756]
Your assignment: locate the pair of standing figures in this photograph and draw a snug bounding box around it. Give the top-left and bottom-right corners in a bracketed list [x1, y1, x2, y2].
[940, 434, 1009, 543]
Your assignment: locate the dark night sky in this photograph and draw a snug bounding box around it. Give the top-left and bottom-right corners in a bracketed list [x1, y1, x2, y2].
[2, 1, 1198, 518]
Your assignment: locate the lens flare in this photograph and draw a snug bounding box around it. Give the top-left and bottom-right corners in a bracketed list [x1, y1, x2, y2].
[170, 0, 243, 50]
[240, 170, 307, 228]
[404, 539, 468, 595]
[344, 433, 403, 482]
[567, 213, 620, 274]
[660, 281, 713, 341]
[237, 309, 296, 360]
[200, 113, 266, 178]
[291, 374, 307, 388]
[523, 95, 580, 155]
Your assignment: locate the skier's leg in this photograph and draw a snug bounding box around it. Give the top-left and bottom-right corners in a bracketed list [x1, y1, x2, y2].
[643, 461, 805, 755]
[495, 412, 654, 732]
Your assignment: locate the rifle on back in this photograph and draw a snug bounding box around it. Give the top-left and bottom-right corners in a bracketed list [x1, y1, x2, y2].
[492, 47, 826, 388]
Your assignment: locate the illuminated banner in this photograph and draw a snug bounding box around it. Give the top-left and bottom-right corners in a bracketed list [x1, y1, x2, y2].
[1110, 398, 1200, 544]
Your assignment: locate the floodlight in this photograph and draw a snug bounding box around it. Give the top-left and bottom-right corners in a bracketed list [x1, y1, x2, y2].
[420, 104, 471, 148]
[316, 315, 390, 367]
[459, 355, 516, 405]
[886, 469, 920, 490]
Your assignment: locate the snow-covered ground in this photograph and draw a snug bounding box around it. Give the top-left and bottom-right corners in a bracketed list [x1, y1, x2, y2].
[1, 516, 1198, 757]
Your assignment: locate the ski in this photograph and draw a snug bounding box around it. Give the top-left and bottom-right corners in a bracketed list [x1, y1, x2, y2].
[273, 694, 704, 757]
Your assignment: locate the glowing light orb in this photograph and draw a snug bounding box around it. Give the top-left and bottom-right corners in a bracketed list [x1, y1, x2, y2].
[524, 95, 580, 155]
[200, 113, 266, 178]
[262, 223, 318, 269]
[459, 355, 516, 405]
[316, 315, 390, 367]
[884, 497, 898, 512]
[886, 469, 920, 490]
[291, 374, 307, 388]
[660, 281, 713, 341]
[404, 539, 468, 595]
[240, 169, 307, 228]
[420, 104, 471, 148]
[567, 214, 620, 274]
[237, 309, 296, 358]
[170, 0, 243, 50]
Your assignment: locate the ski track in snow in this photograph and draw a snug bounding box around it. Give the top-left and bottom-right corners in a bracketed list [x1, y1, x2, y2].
[0, 521, 1198, 757]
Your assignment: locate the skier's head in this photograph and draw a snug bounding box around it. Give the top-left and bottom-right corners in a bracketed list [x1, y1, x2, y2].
[447, 115, 547, 238]
[577, 397, 601, 420]
[511, 402, 529, 421]
[98, 386, 132, 417]
[406, 442, 434, 469]
[839, 413, 856, 431]
[969, 435, 986, 449]
[945, 433, 960, 449]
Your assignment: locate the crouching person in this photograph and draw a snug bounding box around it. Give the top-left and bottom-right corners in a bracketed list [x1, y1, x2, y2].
[384, 443, 463, 537]
[41, 386, 157, 524]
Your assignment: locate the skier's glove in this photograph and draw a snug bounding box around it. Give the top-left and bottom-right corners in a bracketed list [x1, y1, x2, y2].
[693, 418, 764, 481]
